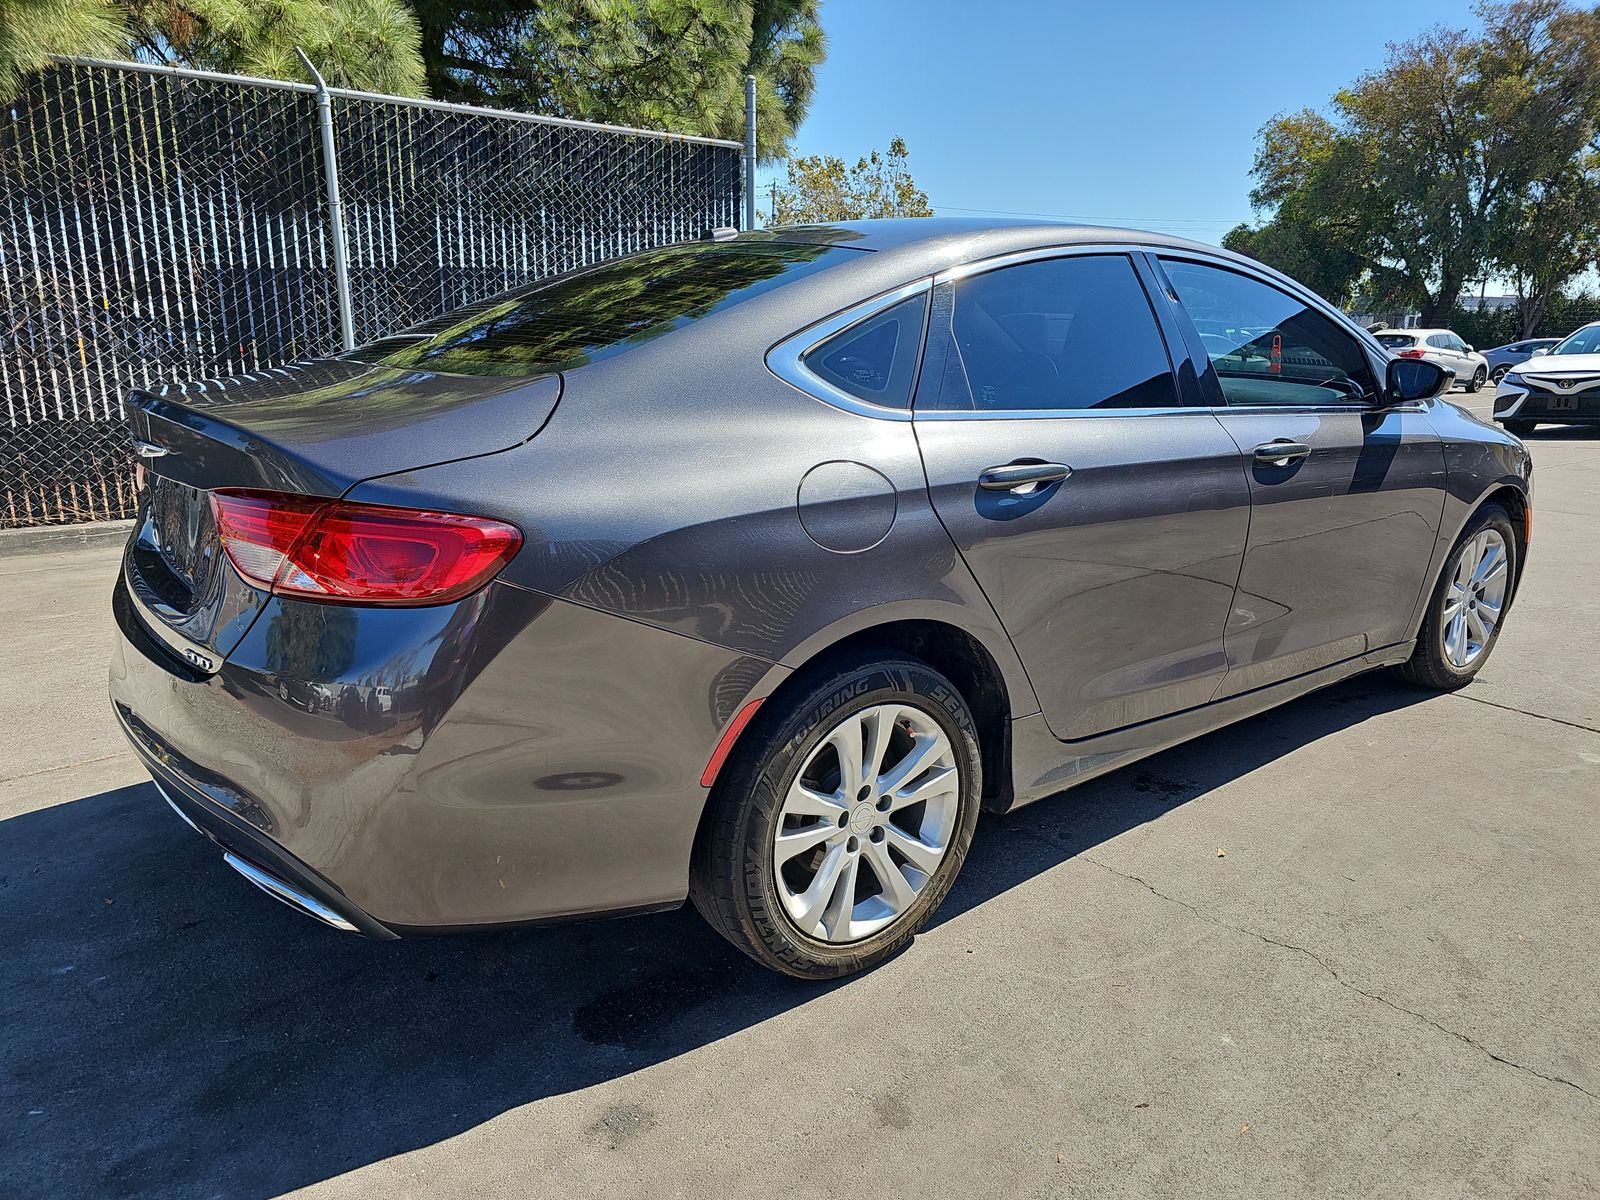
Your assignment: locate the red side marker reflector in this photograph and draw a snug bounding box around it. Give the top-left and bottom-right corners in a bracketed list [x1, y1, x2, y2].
[701, 697, 766, 788]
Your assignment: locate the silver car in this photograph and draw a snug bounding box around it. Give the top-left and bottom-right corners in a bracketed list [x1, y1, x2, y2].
[1374, 328, 1490, 392]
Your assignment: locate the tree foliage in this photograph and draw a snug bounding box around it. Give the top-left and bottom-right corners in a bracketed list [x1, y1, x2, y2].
[1229, 1, 1600, 330]
[0, 0, 125, 100]
[2, 0, 825, 152]
[771, 137, 933, 224]
[411, 0, 824, 155]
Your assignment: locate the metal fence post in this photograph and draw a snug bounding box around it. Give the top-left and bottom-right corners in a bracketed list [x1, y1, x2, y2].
[296, 49, 356, 351]
[743, 75, 758, 230]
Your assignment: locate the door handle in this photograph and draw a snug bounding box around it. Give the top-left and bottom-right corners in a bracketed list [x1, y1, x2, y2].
[977, 461, 1072, 491]
[1253, 440, 1312, 466]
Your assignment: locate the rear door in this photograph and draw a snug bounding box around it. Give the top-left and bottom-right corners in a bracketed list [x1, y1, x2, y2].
[914, 250, 1251, 740]
[1154, 256, 1446, 695]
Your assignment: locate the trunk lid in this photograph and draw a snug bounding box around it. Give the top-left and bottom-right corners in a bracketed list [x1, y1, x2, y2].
[122, 359, 559, 669]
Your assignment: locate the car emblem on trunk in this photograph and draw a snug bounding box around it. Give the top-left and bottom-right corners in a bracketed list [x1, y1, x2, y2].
[131, 438, 171, 457]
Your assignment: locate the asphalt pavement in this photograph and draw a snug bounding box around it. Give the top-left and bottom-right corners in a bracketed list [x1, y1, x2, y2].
[2, 393, 1596, 1199]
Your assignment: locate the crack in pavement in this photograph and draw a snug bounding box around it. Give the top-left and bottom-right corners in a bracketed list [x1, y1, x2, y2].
[1450, 691, 1600, 737]
[1048, 840, 1598, 1104]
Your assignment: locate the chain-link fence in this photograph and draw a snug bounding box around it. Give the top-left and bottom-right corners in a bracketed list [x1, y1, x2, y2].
[1, 58, 743, 528]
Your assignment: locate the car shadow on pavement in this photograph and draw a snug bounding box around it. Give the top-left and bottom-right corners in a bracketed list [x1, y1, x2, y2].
[1, 673, 1434, 1199]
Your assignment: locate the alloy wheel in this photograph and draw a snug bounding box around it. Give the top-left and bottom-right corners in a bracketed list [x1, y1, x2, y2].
[773, 703, 960, 943]
[1443, 528, 1509, 668]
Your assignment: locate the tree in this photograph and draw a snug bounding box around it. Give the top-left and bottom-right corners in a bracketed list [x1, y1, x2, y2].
[411, 0, 825, 155]
[1229, 1, 1600, 324]
[771, 137, 933, 224]
[0, 0, 125, 101]
[128, 0, 426, 94]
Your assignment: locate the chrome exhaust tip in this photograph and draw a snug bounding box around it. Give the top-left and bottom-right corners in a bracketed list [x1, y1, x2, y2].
[222, 852, 359, 933]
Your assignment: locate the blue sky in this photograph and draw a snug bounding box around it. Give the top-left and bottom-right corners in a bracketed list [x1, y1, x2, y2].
[759, 0, 1486, 245]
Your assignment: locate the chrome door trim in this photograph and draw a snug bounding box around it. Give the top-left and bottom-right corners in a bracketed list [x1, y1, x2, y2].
[931, 242, 1156, 285]
[765, 278, 932, 422]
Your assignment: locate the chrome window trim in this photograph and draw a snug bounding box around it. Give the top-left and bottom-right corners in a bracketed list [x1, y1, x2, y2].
[915, 401, 1425, 422]
[930, 242, 1155, 285]
[765, 278, 933, 421]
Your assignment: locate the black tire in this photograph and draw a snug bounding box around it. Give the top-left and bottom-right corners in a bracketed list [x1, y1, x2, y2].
[1466, 366, 1487, 393]
[1491, 364, 1511, 385]
[1501, 419, 1536, 437]
[1397, 502, 1518, 691]
[690, 653, 982, 979]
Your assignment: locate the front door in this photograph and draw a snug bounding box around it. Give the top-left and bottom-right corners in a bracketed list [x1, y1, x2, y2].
[914, 251, 1251, 741]
[1155, 257, 1447, 695]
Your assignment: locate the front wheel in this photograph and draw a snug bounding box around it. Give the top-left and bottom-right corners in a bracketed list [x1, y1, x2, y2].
[1466, 366, 1487, 393]
[691, 655, 981, 979]
[1397, 503, 1517, 690]
[1491, 364, 1511, 385]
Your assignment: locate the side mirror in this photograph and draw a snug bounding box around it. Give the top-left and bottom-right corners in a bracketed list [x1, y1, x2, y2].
[1464, 344, 1474, 353]
[1531, 346, 1551, 356]
[1386, 357, 1452, 403]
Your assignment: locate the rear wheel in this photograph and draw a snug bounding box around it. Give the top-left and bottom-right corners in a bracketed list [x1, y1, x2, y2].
[1501, 419, 1536, 437]
[1466, 366, 1487, 393]
[1398, 503, 1517, 690]
[691, 655, 981, 979]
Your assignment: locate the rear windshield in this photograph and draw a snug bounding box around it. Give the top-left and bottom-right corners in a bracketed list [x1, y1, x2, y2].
[347, 241, 863, 377]
[1375, 333, 1417, 349]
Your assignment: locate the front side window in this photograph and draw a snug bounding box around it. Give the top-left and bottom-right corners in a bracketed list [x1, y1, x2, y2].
[1161, 259, 1378, 406]
[347, 241, 863, 378]
[802, 293, 928, 409]
[923, 254, 1177, 412]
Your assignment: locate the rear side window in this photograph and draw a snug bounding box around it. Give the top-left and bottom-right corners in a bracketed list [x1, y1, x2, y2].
[923, 254, 1178, 412]
[1161, 259, 1378, 407]
[802, 293, 928, 409]
[347, 241, 863, 377]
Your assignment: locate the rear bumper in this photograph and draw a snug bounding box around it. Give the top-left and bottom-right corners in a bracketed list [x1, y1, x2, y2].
[110, 574, 782, 932]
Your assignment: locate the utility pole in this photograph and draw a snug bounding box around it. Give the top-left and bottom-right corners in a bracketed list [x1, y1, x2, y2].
[742, 75, 757, 231]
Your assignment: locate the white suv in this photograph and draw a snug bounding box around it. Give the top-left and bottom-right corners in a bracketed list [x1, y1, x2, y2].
[1374, 328, 1489, 392]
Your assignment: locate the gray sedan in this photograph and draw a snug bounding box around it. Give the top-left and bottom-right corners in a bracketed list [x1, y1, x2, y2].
[1484, 337, 1562, 383]
[111, 218, 1532, 978]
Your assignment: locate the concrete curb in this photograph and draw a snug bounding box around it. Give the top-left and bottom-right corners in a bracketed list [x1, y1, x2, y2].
[0, 520, 134, 558]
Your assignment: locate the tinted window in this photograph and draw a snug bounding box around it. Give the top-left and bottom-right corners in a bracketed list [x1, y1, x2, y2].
[1554, 325, 1600, 355]
[1376, 333, 1416, 350]
[1161, 259, 1378, 406]
[1426, 334, 1447, 349]
[347, 241, 861, 377]
[802, 293, 928, 409]
[925, 254, 1177, 412]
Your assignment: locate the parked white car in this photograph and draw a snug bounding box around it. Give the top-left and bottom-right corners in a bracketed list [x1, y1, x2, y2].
[1373, 328, 1490, 392]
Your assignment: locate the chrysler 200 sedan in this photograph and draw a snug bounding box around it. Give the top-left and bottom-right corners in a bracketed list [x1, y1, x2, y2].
[111, 219, 1531, 979]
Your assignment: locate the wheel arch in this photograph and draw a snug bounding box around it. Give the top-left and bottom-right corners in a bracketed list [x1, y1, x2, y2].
[704, 611, 1031, 826]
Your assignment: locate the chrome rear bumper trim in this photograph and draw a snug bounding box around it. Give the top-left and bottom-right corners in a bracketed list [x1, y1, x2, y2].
[221, 852, 360, 933]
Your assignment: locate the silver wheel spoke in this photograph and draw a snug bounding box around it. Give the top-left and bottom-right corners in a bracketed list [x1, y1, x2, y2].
[1476, 596, 1502, 625]
[864, 839, 918, 911]
[861, 705, 897, 794]
[784, 783, 848, 819]
[1466, 607, 1489, 644]
[820, 852, 859, 939]
[887, 763, 959, 812]
[827, 718, 866, 799]
[775, 821, 839, 863]
[789, 840, 850, 935]
[885, 823, 945, 875]
[878, 735, 946, 799]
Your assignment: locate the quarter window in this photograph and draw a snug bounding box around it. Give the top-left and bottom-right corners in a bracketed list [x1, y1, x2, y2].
[1161, 259, 1378, 406]
[923, 254, 1178, 412]
[802, 293, 928, 409]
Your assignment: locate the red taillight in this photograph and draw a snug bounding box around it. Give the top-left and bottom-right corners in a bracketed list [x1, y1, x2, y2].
[210, 489, 522, 606]
[1398, 348, 1427, 359]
